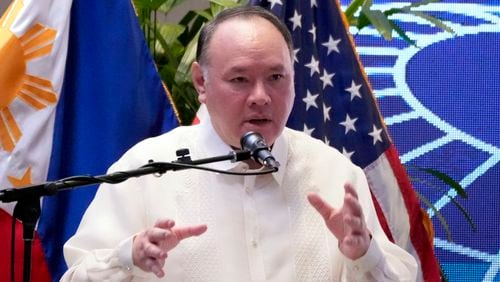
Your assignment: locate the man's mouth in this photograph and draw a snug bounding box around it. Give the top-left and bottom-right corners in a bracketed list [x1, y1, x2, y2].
[247, 118, 271, 125]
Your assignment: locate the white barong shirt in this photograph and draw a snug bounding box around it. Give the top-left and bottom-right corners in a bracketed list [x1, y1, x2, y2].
[62, 120, 417, 281]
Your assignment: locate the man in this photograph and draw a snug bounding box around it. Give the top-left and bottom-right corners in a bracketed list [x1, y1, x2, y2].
[62, 6, 417, 281]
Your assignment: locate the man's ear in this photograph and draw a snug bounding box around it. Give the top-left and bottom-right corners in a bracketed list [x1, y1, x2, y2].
[191, 62, 207, 103]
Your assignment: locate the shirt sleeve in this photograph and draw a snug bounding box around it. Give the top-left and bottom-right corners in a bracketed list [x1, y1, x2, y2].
[343, 236, 417, 281]
[60, 160, 156, 281]
[61, 236, 149, 281]
[340, 166, 418, 282]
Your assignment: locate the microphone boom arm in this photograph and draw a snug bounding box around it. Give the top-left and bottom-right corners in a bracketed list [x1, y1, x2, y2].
[0, 150, 251, 203]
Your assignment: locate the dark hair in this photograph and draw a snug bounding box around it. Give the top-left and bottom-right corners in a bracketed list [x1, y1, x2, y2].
[196, 6, 293, 66]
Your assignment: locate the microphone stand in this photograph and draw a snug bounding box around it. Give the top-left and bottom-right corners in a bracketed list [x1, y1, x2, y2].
[0, 149, 252, 282]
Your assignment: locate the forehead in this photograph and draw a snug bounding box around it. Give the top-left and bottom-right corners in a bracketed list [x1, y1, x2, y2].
[213, 15, 281, 37]
[206, 17, 291, 67]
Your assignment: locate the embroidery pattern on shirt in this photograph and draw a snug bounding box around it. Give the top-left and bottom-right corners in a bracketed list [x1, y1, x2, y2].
[177, 171, 221, 281]
[286, 139, 332, 281]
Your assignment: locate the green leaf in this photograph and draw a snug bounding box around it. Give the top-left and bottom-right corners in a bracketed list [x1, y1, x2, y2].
[180, 14, 207, 44]
[407, 11, 455, 34]
[157, 23, 186, 46]
[344, 0, 365, 21]
[158, 0, 185, 13]
[388, 20, 417, 47]
[179, 10, 198, 26]
[134, 0, 168, 10]
[210, 0, 241, 17]
[356, 11, 371, 31]
[133, 0, 152, 9]
[411, 177, 477, 232]
[400, 0, 442, 12]
[153, 27, 170, 56]
[175, 30, 200, 83]
[360, 6, 393, 40]
[409, 165, 467, 198]
[210, 0, 242, 7]
[414, 190, 453, 242]
[383, 7, 404, 17]
[378, 0, 440, 17]
[194, 9, 213, 21]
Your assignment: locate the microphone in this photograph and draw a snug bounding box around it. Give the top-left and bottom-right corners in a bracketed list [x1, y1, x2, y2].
[240, 132, 280, 169]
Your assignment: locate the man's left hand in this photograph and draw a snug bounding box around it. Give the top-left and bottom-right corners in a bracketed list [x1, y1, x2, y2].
[307, 183, 371, 260]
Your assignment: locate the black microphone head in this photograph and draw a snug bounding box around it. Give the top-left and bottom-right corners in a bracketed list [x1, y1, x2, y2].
[240, 131, 268, 152]
[240, 132, 279, 169]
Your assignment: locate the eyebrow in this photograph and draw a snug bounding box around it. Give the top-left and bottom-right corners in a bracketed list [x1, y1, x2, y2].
[226, 64, 287, 74]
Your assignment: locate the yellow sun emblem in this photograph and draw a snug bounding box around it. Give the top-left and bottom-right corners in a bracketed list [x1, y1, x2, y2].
[0, 0, 58, 153]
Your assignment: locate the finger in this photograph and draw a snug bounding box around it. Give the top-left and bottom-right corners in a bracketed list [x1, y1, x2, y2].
[344, 183, 358, 200]
[307, 192, 334, 220]
[173, 224, 208, 241]
[143, 257, 165, 278]
[146, 228, 168, 244]
[343, 234, 361, 246]
[343, 193, 363, 218]
[143, 242, 167, 259]
[344, 214, 364, 235]
[154, 218, 175, 229]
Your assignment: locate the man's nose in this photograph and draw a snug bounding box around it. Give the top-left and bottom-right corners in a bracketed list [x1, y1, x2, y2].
[247, 82, 271, 106]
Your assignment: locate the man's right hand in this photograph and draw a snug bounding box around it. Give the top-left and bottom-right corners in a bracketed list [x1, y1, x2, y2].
[132, 218, 207, 277]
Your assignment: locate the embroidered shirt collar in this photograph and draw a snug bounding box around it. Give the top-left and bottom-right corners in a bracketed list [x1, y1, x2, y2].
[196, 117, 288, 186]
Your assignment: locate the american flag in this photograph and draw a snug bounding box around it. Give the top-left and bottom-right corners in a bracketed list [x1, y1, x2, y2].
[251, 0, 441, 280]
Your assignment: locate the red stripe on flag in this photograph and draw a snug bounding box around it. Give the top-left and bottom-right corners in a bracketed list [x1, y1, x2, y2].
[0, 209, 52, 282]
[385, 145, 441, 281]
[370, 188, 395, 243]
[192, 116, 200, 125]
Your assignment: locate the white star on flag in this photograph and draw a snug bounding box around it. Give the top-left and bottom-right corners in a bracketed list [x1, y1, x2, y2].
[302, 90, 319, 111]
[309, 25, 316, 42]
[340, 114, 358, 134]
[293, 48, 300, 63]
[345, 80, 362, 100]
[342, 147, 355, 160]
[320, 69, 335, 89]
[289, 10, 302, 31]
[369, 125, 383, 144]
[304, 56, 320, 77]
[322, 36, 341, 55]
[268, 0, 283, 9]
[323, 103, 331, 122]
[303, 124, 315, 136]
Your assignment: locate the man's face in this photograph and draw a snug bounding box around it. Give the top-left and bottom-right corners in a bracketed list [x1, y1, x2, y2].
[192, 17, 295, 148]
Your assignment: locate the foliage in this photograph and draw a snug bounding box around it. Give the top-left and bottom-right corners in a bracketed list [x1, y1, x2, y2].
[133, 0, 246, 124]
[408, 165, 476, 242]
[344, 0, 455, 47]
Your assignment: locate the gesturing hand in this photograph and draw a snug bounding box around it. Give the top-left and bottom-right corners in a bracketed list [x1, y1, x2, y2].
[132, 219, 207, 277]
[307, 183, 371, 260]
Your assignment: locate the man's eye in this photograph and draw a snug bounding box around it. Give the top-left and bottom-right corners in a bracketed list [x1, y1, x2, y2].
[230, 77, 248, 83]
[270, 74, 284, 81]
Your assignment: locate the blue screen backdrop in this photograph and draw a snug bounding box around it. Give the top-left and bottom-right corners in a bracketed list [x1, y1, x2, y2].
[339, 0, 499, 280]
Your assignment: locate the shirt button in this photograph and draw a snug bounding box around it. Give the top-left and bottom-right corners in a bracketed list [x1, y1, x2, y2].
[353, 265, 359, 272]
[251, 239, 258, 248]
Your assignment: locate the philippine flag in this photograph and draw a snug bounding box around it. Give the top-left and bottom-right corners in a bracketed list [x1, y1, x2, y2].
[0, 0, 178, 280]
